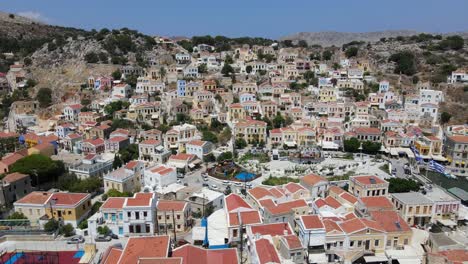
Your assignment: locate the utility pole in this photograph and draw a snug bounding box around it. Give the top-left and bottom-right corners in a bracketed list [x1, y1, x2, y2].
[164, 211, 168, 235]
[155, 205, 159, 235]
[172, 209, 177, 242]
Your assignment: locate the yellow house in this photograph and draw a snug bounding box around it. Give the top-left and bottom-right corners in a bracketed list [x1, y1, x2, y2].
[14, 191, 92, 228]
[234, 119, 267, 144]
[229, 103, 246, 122]
[319, 88, 337, 102]
[349, 175, 389, 198]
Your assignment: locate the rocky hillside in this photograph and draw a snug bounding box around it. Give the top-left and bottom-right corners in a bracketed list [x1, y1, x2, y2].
[282, 30, 468, 47]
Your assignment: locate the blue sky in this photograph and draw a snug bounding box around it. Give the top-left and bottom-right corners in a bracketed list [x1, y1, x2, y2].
[2, 0, 468, 39]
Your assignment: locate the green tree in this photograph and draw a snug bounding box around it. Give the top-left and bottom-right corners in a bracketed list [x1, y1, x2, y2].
[36, 87, 53, 108]
[221, 64, 234, 77]
[60, 223, 75, 237]
[297, 40, 308, 48]
[113, 154, 123, 169]
[44, 219, 59, 232]
[97, 225, 110, 235]
[440, 111, 452, 125]
[202, 130, 218, 143]
[107, 189, 132, 197]
[118, 144, 139, 163]
[112, 69, 122, 80]
[362, 141, 381, 154]
[7, 212, 27, 220]
[85, 52, 99, 63]
[217, 151, 233, 162]
[344, 138, 360, 153]
[272, 114, 285, 128]
[224, 55, 233, 64]
[235, 138, 247, 149]
[246, 65, 253, 74]
[322, 50, 333, 60]
[345, 47, 358, 58]
[198, 63, 208, 74]
[388, 178, 421, 193]
[388, 51, 417, 75]
[11, 154, 65, 186]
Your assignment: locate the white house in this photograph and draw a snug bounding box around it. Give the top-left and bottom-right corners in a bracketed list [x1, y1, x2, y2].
[143, 165, 177, 191]
[63, 104, 82, 122]
[112, 83, 131, 99]
[378, 80, 390, 93]
[419, 89, 443, 105]
[185, 140, 214, 160]
[447, 69, 468, 83]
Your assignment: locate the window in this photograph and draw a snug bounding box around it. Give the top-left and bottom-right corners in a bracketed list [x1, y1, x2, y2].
[375, 240, 379, 247]
[127, 212, 131, 217]
[177, 214, 181, 220]
[404, 239, 409, 245]
[350, 241, 354, 247]
[233, 229, 238, 237]
[68, 211, 72, 215]
[143, 211, 147, 217]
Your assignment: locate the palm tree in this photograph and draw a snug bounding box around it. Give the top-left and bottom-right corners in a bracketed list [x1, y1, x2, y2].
[159, 67, 166, 81]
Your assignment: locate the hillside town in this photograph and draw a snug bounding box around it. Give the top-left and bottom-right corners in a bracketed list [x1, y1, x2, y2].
[0, 14, 467, 264]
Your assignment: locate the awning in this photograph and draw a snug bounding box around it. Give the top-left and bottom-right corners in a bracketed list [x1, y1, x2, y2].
[364, 256, 388, 262]
[188, 163, 196, 169]
[437, 219, 457, 227]
[431, 154, 447, 162]
[285, 141, 297, 147]
[321, 141, 339, 150]
[151, 114, 159, 119]
[390, 148, 399, 156]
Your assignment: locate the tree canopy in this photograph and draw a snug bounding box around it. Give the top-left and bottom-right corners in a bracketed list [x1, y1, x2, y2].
[388, 178, 422, 193]
[11, 154, 65, 186]
[36, 87, 53, 108]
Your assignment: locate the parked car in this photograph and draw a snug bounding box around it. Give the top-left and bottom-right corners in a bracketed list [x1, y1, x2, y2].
[211, 184, 218, 190]
[67, 235, 84, 244]
[203, 177, 209, 181]
[110, 233, 118, 239]
[95, 235, 112, 242]
[202, 183, 209, 187]
[177, 179, 182, 184]
[223, 180, 229, 185]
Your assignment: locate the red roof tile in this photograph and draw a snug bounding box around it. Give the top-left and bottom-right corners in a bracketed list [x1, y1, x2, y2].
[301, 173, 327, 186]
[157, 200, 187, 212]
[15, 191, 51, 205]
[101, 197, 126, 210]
[2, 172, 29, 183]
[301, 215, 324, 229]
[255, 239, 280, 264]
[228, 211, 262, 226]
[117, 236, 170, 264]
[51, 192, 90, 207]
[172, 244, 238, 264]
[359, 196, 394, 209]
[352, 175, 387, 185]
[369, 210, 411, 232]
[249, 223, 293, 237]
[282, 235, 302, 250]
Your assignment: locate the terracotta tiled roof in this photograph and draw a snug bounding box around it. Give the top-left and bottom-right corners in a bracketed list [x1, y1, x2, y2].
[354, 127, 381, 135]
[449, 135, 468, 143]
[265, 199, 307, 215]
[282, 235, 302, 250]
[249, 223, 293, 237]
[328, 185, 345, 195]
[228, 211, 262, 226]
[0, 153, 25, 166]
[102, 247, 122, 264]
[339, 192, 358, 204]
[169, 153, 196, 161]
[117, 236, 170, 264]
[2, 172, 29, 183]
[172, 244, 238, 264]
[359, 196, 394, 209]
[301, 215, 324, 229]
[51, 192, 90, 207]
[140, 139, 161, 145]
[323, 196, 342, 209]
[254, 239, 280, 264]
[225, 194, 252, 212]
[352, 175, 386, 185]
[301, 173, 327, 186]
[157, 200, 187, 212]
[101, 197, 126, 210]
[15, 191, 51, 205]
[283, 182, 306, 194]
[323, 219, 343, 234]
[369, 210, 411, 232]
[125, 193, 154, 207]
